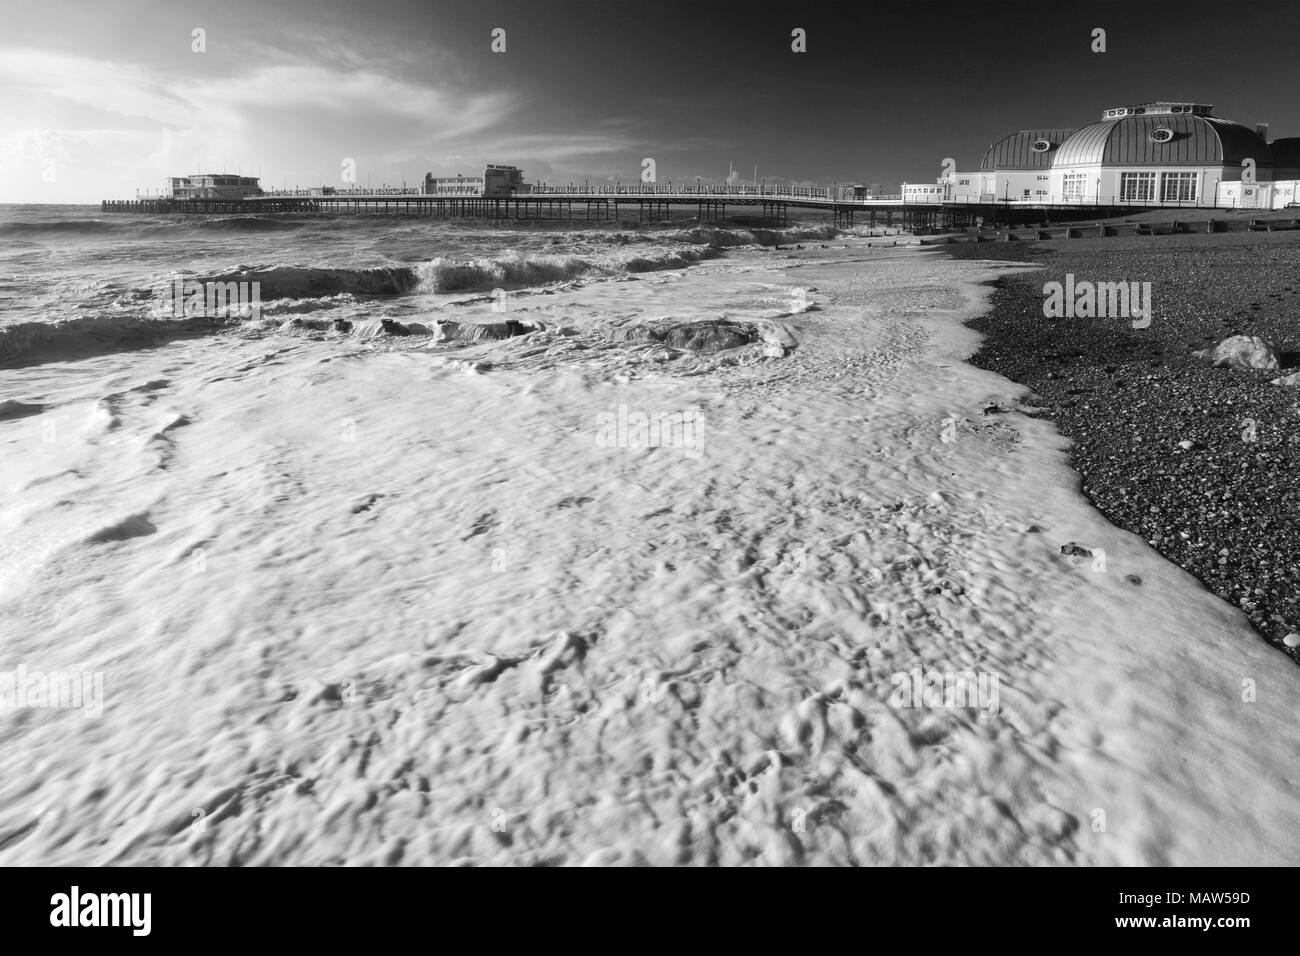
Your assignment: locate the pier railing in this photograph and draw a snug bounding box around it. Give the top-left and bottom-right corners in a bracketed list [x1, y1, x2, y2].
[259, 186, 424, 198]
[529, 183, 902, 202]
[174, 183, 909, 203]
[244, 185, 1216, 208]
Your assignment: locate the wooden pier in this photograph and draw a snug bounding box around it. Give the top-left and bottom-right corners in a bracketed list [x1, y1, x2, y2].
[101, 185, 1144, 230]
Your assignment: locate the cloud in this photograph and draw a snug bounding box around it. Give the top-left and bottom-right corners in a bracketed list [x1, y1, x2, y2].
[0, 44, 528, 200]
[0, 48, 514, 138]
[0, 43, 715, 199]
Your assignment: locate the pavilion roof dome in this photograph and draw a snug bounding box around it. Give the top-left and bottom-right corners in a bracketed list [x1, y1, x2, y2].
[1054, 107, 1270, 167]
[980, 129, 1077, 170]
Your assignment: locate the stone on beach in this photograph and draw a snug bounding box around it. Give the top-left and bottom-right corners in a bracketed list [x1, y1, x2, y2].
[349, 319, 413, 339]
[0, 399, 44, 421]
[610, 318, 765, 353]
[1193, 335, 1280, 371]
[433, 318, 545, 343]
[279, 317, 332, 332]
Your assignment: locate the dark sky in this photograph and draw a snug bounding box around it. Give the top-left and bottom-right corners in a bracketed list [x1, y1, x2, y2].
[4, 0, 1299, 200]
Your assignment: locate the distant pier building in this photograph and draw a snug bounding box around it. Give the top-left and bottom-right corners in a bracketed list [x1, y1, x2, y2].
[169, 173, 263, 200]
[423, 164, 531, 197]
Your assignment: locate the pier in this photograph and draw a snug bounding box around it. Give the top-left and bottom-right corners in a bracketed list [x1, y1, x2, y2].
[100, 183, 1145, 230]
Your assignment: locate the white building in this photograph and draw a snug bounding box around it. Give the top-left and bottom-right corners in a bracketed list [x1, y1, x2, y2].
[950, 128, 1075, 204]
[1047, 103, 1266, 207]
[933, 102, 1300, 209]
[422, 164, 531, 197]
[900, 181, 949, 203]
[169, 174, 262, 200]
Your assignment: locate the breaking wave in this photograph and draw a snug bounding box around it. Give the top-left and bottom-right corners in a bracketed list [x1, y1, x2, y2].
[414, 246, 722, 293]
[417, 254, 597, 293]
[0, 313, 240, 365]
[671, 223, 842, 247]
[0, 212, 855, 364]
[0, 218, 133, 236]
[189, 265, 421, 298]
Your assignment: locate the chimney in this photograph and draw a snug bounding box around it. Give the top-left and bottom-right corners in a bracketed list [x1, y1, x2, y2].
[1256, 123, 1270, 141]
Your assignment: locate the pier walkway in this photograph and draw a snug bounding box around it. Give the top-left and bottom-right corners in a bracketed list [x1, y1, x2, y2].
[101, 183, 1158, 228]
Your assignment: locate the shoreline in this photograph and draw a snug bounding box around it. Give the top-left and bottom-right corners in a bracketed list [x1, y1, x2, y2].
[4, 233, 1300, 864]
[945, 231, 1300, 661]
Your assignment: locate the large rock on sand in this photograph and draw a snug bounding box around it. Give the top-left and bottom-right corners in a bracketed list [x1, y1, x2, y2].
[1194, 335, 1279, 371]
[612, 319, 762, 353]
[350, 319, 406, 338]
[611, 318, 797, 357]
[433, 318, 545, 343]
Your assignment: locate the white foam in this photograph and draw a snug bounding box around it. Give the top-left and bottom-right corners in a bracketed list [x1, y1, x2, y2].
[0, 243, 1295, 866]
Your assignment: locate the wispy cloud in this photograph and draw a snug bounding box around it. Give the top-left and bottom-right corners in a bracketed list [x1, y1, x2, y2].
[0, 45, 521, 200]
[0, 48, 515, 135]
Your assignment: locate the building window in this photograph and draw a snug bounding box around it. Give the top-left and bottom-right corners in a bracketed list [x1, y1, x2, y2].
[1120, 171, 1157, 202]
[1161, 171, 1197, 202]
[1062, 172, 1088, 201]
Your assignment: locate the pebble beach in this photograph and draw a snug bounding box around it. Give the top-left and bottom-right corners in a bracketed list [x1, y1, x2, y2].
[951, 227, 1300, 659]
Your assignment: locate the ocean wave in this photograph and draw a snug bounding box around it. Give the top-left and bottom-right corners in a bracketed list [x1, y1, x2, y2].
[416, 253, 599, 293]
[619, 247, 718, 273]
[187, 265, 420, 299]
[255, 293, 361, 315]
[517, 223, 842, 250]
[670, 223, 841, 247]
[0, 313, 239, 365]
[136, 248, 721, 312]
[1, 213, 343, 240]
[0, 219, 134, 236]
[416, 246, 723, 293]
[155, 215, 309, 233]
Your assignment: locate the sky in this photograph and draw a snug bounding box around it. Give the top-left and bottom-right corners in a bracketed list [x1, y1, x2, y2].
[3, 0, 1300, 203]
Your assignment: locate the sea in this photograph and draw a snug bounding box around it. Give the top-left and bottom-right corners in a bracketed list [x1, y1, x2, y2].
[0, 203, 857, 361]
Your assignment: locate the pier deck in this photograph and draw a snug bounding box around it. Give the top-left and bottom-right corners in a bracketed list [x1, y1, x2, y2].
[101, 184, 1162, 229]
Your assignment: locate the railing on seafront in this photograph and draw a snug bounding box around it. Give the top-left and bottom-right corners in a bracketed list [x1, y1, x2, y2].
[142, 181, 1286, 210]
[241, 184, 909, 203]
[529, 183, 903, 202]
[258, 187, 425, 197]
[154, 185, 1253, 209]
